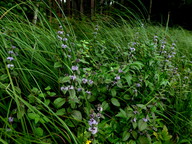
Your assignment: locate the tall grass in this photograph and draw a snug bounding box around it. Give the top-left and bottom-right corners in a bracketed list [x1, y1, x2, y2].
[0, 1, 191, 144]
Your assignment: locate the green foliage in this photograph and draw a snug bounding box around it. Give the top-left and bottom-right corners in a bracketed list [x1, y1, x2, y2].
[0, 3, 191, 144]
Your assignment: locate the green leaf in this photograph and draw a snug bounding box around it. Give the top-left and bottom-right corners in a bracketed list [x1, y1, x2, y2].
[35, 127, 44, 136]
[54, 62, 62, 68]
[122, 131, 130, 141]
[124, 74, 132, 86]
[116, 109, 127, 118]
[102, 101, 109, 110]
[58, 76, 70, 83]
[38, 93, 45, 98]
[53, 98, 66, 108]
[56, 108, 66, 116]
[45, 86, 51, 91]
[138, 136, 149, 144]
[132, 131, 138, 139]
[28, 113, 40, 120]
[136, 104, 147, 110]
[0, 74, 8, 81]
[111, 88, 116, 97]
[111, 98, 120, 107]
[44, 99, 50, 106]
[138, 119, 148, 131]
[71, 110, 82, 121]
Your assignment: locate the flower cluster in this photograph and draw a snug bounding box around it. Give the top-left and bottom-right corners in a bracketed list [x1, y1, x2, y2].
[6, 45, 17, 69]
[88, 105, 103, 135]
[57, 26, 72, 58]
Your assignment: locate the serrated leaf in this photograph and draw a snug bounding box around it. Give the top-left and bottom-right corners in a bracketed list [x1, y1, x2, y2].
[71, 110, 82, 121]
[122, 131, 130, 141]
[56, 108, 66, 115]
[138, 119, 148, 131]
[58, 76, 70, 83]
[111, 98, 120, 107]
[102, 101, 109, 110]
[116, 109, 127, 118]
[53, 98, 66, 108]
[124, 74, 132, 86]
[54, 62, 62, 68]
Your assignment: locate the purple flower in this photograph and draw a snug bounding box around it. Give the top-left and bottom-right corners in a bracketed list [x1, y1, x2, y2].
[115, 75, 120, 80]
[118, 69, 123, 73]
[97, 106, 103, 112]
[170, 47, 175, 50]
[172, 43, 176, 46]
[172, 52, 176, 55]
[70, 75, 76, 80]
[82, 78, 88, 84]
[88, 127, 98, 135]
[7, 57, 14, 61]
[58, 31, 64, 34]
[67, 55, 71, 58]
[72, 65, 78, 71]
[61, 86, 68, 91]
[8, 51, 14, 54]
[88, 118, 98, 126]
[136, 83, 141, 87]
[167, 55, 172, 58]
[7, 64, 14, 68]
[132, 118, 137, 122]
[61, 44, 67, 48]
[69, 85, 74, 90]
[8, 117, 14, 123]
[89, 80, 93, 85]
[96, 113, 101, 118]
[11, 46, 16, 49]
[77, 88, 82, 91]
[142, 118, 148, 122]
[130, 47, 135, 52]
[63, 38, 68, 41]
[57, 35, 62, 40]
[154, 36, 158, 39]
[86, 91, 91, 95]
